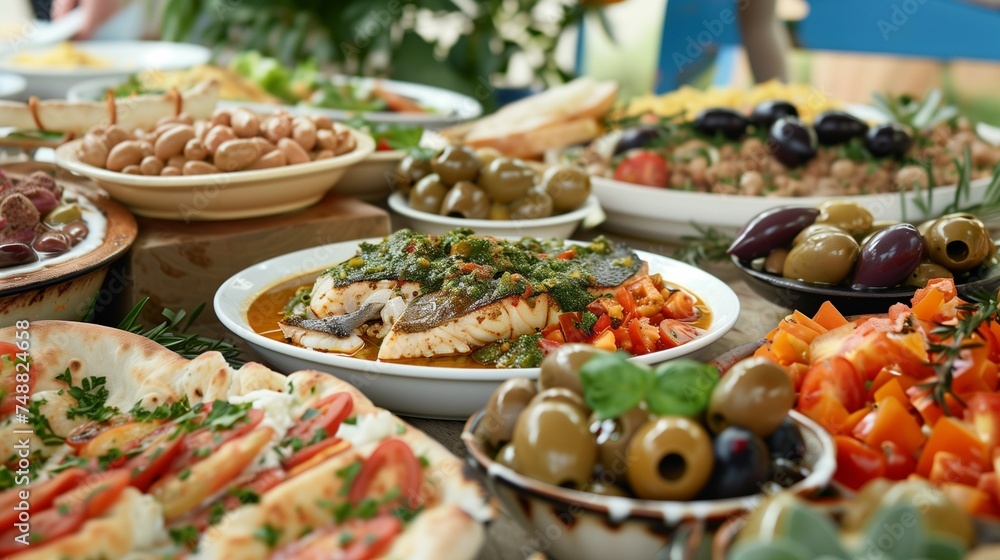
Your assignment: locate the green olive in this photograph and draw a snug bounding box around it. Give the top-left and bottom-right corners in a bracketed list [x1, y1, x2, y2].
[45, 204, 82, 225]
[707, 357, 794, 436]
[814, 200, 873, 236]
[440, 181, 491, 219]
[477, 158, 536, 204]
[489, 203, 511, 221]
[509, 190, 554, 220]
[626, 416, 714, 500]
[474, 147, 503, 168]
[512, 400, 597, 487]
[917, 218, 939, 239]
[783, 231, 860, 284]
[408, 173, 447, 214]
[924, 213, 994, 271]
[394, 155, 433, 195]
[591, 407, 651, 472]
[541, 165, 590, 212]
[432, 145, 481, 186]
[904, 262, 954, 288]
[539, 343, 607, 396]
[496, 443, 518, 468]
[531, 387, 587, 410]
[842, 479, 974, 548]
[734, 491, 804, 545]
[792, 224, 847, 246]
[480, 378, 537, 448]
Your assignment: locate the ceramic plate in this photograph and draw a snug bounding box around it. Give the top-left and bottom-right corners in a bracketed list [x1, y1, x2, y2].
[53, 127, 375, 221]
[0, 40, 209, 99]
[593, 175, 992, 241]
[214, 239, 741, 419]
[0, 72, 25, 100]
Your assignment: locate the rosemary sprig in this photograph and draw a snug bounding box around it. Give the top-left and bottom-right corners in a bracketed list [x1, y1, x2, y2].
[673, 224, 734, 266]
[924, 290, 1000, 415]
[117, 298, 246, 367]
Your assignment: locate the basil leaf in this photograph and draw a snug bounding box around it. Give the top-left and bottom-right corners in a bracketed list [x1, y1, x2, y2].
[580, 352, 650, 420]
[647, 360, 719, 417]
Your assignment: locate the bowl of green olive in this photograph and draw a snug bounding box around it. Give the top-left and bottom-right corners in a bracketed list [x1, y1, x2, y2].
[389, 145, 601, 238]
[728, 201, 1000, 316]
[461, 345, 835, 560]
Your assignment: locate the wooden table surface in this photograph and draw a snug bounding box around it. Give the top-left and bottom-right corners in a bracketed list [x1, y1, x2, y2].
[395, 228, 793, 560]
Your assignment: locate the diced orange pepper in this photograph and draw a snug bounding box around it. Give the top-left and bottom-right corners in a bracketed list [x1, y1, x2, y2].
[778, 318, 823, 345]
[842, 405, 873, 435]
[908, 386, 965, 428]
[977, 471, 999, 509]
[792, 310, 828, 335]
[873, 378, 912, 410]
[753, 342, 780, 364]
[786, 362, 808, 392]
[917, 416, 990, 478]
[812, 300, 849, 331]
[802, 392, 851, 435]
[809, 322, 856, 365]
[911, 286, 945, 322]
[855, 398, 926, 457]
[546, 329, 566, 343]
[929, 451, 983, 486]
[940, 483, 999, 518]
[591, 330, 616, 352]
[870, 367, 917, 396]
[771, 330, 809, 366]
[912, 277, 958, 308]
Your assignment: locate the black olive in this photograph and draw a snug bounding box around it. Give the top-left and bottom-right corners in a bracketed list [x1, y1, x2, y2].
[749, 100, 798, 131]
[0, 243, 37, 268]
[763, 418, 806, 461]
[63, 220, 90, 244]
[813, 110, 869, 145]
[693, 108, 749, 140]
[767, 117, 818, 168]
[699, 426, 771, 500]
[32, 232, 71, 254]
[613, 125, 665, 155]
[853, 223, 925, 289]
[727, 206, 820, 261]
[865, 123, 912, 159]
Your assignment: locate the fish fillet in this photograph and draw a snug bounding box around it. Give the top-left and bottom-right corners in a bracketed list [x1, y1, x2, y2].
[309, 277, 421, 318]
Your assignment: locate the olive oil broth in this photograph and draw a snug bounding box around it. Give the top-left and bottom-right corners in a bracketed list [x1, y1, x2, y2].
[248, 272, 714, 368]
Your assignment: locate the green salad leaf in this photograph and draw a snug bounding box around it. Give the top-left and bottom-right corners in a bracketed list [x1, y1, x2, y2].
[646, 360, 719, 417]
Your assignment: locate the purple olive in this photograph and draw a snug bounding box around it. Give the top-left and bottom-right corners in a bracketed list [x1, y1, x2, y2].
[749, 100, 798, 131]
[865, 123, 912, 159]
[0, 243, 37, 268]
[613, 125, 665, 155]
[693, 108, 749, 140]
[813, 111, 869, 145]
[727, 206, 821, 261]
[767, 117, 818, 168]
[62, 220, 89, 244]
[32, 231, 71, 254]
[853, 223, 925, 289]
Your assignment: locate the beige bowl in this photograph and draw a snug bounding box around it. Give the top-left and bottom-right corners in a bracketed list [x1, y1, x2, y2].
[334, 150, 404, 201]
[53, 128, 375, 221]
[462, 408, 835, 560]
[0, 163, 137, 326]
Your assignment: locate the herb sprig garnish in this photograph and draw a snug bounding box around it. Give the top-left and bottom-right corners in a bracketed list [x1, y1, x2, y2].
[55, 370, 118, 423]
[673, 224, 734, 266]
[924, 290, 1000, 415]
[117, 298, 245, 367]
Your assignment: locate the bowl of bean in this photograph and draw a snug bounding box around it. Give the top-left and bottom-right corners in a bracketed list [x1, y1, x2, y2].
[53, 107, 375, 221]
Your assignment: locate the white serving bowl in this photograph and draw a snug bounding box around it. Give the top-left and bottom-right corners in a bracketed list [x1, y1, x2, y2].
[0, 41, 210, 99]
[0, 72, 26, 100]
[388, 191, 603, 239]
[593, 174, 993, 241]
[214, 238, 741, 419]
[53, 128, 375, 221]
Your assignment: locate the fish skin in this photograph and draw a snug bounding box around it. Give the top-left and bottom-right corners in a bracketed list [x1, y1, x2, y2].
[377, 293, 558, 360]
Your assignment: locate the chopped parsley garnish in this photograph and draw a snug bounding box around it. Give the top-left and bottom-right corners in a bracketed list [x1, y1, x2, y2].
[58, 504, 71, 516]
[203, 401, 254, 431]
[342, 417, 357, 425]
[301, 408, 320, 421]
[47, 455, 89, 474]
[339, 531, 354, 546]
[28, 398, 64, 446]
[55, 370, 118, 423]
[98, 448, 124, 469]
[308, 428, 327, 446]
[283, 436, 305, 453]
[168, 525, 200, 549]
[208, 501, 227, 526]
[336, 462, 363, 495]
[253, 524, 281, 548]
[418, 455, 430, 468]
[178, 468, 192, 481]
[193, 447, 212, 458]
[228, 488, 261, 505]
[129, 397, 192, 422]
[0, 466, 15, 490]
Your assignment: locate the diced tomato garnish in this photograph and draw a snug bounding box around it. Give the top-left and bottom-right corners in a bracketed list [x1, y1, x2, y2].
[833, 436, 886, 491]
[348, 439, 423, 510]
[616, 286, 637, 315]
[627, 318, 659, 355]
[286, 392, 354, 444]
[558, 312, 589, 343]
[592, 315, 612, 335]
[556, 249, 576, 260]
[658, 319, 701, 349]
[882, 441, 917, 480]
[613, 150, 669, 187]
[799, 357, 865, 413]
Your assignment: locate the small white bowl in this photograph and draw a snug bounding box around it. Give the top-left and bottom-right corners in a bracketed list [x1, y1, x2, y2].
[54, 128, 375, 221]
[388, 191, 602, 239]
[0, 72, 26, 100]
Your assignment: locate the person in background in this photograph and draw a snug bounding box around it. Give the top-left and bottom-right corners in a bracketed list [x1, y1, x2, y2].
[740, 0, 790, 83]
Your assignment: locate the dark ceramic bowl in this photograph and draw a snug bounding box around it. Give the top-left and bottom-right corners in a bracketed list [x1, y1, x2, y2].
[732, 255, 1000, 316]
